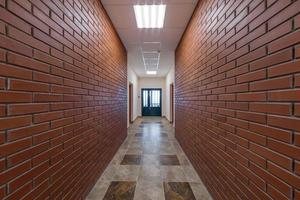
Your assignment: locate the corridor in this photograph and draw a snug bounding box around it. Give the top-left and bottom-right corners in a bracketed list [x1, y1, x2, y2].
[0, 0, 300, 199]
[86, 117, 211, 200]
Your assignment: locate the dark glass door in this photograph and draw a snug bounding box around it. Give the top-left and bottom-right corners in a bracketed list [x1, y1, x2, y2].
[142, 88, 162, 116]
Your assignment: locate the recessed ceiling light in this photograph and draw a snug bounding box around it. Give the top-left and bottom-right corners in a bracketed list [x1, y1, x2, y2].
[134, 4, 166, 28]
[146, 71, 157, 75]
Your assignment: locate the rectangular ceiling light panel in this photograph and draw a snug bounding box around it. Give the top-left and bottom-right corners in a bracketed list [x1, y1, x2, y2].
[134, 4, 166, 28]
[146, 71, 157, 75]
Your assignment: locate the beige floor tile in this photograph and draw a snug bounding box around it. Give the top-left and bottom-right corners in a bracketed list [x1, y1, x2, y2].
[190, 182, 212, 200]
[86, 180, 110, 200]
[160, 166, 187, 182]
[113, 165, 141, 181]
[134, 180, 165, 200]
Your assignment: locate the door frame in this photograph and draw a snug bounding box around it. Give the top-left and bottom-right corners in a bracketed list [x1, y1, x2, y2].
[141, 88, 162, 116]
[170, 83, 174, 123]
[129, 83, 133, 123]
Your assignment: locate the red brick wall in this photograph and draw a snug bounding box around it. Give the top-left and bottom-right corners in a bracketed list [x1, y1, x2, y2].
[175, 0, 300, 199]
[0, 0, 127, 199]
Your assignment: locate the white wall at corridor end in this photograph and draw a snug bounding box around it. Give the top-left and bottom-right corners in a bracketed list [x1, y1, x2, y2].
[165, 67, 175, 122]
[127, 67, 139, 127]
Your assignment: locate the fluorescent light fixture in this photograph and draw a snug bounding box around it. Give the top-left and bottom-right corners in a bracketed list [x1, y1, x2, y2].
[146, 71, 157, 75]
[134, 4, 166, 28]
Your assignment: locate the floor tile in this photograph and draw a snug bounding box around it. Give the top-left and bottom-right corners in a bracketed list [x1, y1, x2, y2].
[160, 166, 186, 182]
[121, 155, 142, 165]
[139, 165, 161, 181]
[159, 155, 180, 165]
[86, 180, 110, 200]
[103, 181, 136, 200]
[163, 182, 196, 200]
[190, 182, 212, 200]
[134, 180, 165, 200]
[142, 154, 159, 166]
[182, 166, 202, 183]
[113, 165, 141, 181]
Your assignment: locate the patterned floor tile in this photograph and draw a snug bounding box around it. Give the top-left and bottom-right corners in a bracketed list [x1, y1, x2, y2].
[163, 182, 196, 200]
[103, 181, 136, 200]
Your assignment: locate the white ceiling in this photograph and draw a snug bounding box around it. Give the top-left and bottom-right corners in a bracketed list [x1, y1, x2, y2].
[101, 0, 198, 77]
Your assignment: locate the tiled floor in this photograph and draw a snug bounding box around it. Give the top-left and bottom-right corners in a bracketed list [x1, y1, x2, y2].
[86, 117, 212, 200]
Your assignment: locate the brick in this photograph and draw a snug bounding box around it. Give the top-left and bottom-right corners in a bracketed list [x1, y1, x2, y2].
[0, 91, 32, 103]
[33, 28, 63, 51]
[237, 46, 266, 66]
[237, 111, 266, 124]
[237, 69, 266, 83]
[250, 20, 292, 50]
[7, 123, 49, 142]
[249, 123, 292, 143]
[0, 35, 32, 57]
[0, 138, 32, 157]
[267, 184, 288, 200]
[33, 72, 63, 85]
[267, 138, 300, 160]
[250, 143, 292, 171]
[0, 77, 5, 89]
[236, 128, 266, 146]
[249, 48, 293, 71]
[0, 161, 31, 185]
[8, 52, 50, 73]
[237, 92, 266, 102]
[268, 162, 300, 190]
[7, 142, 49, 168]
[0, 105, 5, 117]
[0, 20, 4, 34]
[250, 76, 292, 91]
[268, 0, 300, 30]
[7, 25, 49, 53]
[268, 115, 300, 132]
[0, 63, 32, 80]
[296, 14, 300, 29]
[33, 111, 64, 123]
[0, 6, 31, 34]
[9, 79, 50, 92]
[0, 49, 5, 61]
[33, 6, 63, 34]
[268, 89, 300, 101]
[268, 60, 300, 77]
[7, 0, 49, 33]
[34, 93, 63, 102]
[249, 0, 290, 31]
[0, 116, 32, 131]
[249, 103, 291, 115]
[268, 29, 300, 53]
[8, 104, 49, 115]
[296, 104, 300, 117]
[296, 45, 300, 58]
[296, 133, 300, 147]
[33, 128, 62, 145]
[33, 50, 63, 68]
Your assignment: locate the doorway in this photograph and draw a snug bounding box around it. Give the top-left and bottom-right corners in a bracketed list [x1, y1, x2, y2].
[170, 83, 174, 123]
[129, 83, 133, 123]
[141, 88, 162, 116]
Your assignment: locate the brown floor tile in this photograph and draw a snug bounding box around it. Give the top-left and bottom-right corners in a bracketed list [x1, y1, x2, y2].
[103, 181, 136, 200]
[163, 182, 196, 200]
[121, 154, 142, 165]
[159, 155, 180, 165]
